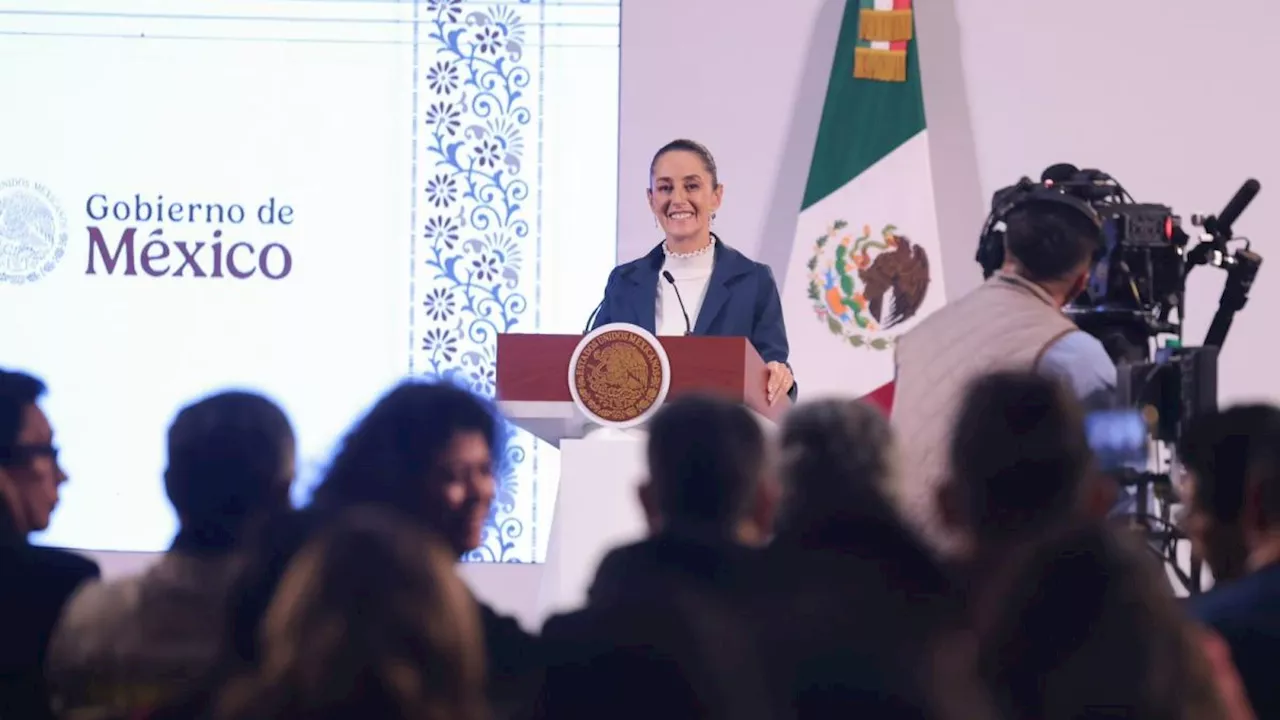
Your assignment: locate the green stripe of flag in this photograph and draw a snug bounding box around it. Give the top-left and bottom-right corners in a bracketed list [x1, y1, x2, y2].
[856, 0, 875, 49]
[800, 0, 925, 211]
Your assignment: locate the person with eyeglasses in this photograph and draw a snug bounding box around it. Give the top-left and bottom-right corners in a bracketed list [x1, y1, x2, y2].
[0, 368, 99, 720]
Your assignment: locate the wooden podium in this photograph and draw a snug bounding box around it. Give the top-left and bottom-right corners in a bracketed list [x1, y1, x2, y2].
[495, 330, 790, 623]
[496, 333, 789, 445]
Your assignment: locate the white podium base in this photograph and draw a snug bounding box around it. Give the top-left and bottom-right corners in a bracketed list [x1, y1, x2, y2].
[535, 435, 648, 622]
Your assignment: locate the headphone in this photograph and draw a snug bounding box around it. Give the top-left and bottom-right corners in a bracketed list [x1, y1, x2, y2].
[975, 177, 1107, 279]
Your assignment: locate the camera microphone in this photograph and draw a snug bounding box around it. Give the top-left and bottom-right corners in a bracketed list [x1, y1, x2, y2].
[1212, 178, 1261, 239]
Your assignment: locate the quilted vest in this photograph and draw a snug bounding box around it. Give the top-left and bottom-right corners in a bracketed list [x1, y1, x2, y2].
[889, 272, 1077, 553]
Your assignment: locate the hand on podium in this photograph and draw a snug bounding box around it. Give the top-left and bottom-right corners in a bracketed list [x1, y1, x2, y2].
[766, 361, 794, 405]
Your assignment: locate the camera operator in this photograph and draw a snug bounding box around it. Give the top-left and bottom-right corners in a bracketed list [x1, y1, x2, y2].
[1180, 405, 1280, 719]
[890, 198, 1116, 552]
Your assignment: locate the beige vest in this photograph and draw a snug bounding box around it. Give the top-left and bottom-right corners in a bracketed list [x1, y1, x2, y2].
[47, 552, 241, 719]
[889, 272, 1077, 553]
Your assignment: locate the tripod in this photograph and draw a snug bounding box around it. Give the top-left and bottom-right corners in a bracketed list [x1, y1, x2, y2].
[1115, 467, 1206, 595]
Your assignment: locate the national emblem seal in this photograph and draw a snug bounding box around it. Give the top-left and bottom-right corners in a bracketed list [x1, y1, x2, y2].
[0, 178, 69, 285]
[568, 323, 672, 428]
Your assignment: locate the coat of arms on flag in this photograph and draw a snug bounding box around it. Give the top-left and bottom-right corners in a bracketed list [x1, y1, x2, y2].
[806, 220, 930, 350]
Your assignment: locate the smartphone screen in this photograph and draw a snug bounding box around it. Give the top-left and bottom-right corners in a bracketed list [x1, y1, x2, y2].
[1085, 409, 1150, 472]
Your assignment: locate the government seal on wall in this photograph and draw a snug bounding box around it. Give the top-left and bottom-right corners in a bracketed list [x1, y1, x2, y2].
[0, 178, 68, 285]
[569, 323, 672, 429]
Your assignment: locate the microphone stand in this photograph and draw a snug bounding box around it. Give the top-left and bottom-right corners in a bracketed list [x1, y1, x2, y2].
[583, 298, 605, 334]
[662, 270, 693, 335]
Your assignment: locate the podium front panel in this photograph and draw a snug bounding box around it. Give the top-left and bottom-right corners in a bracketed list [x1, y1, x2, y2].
[497, 333, 784, 423]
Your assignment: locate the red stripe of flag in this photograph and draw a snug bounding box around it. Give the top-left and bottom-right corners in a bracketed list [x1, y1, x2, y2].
[891, 0, 910, 51]
[861, 381, 895, 416]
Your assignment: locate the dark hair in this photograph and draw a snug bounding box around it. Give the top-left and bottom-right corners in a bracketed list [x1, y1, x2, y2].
[776, 399, 899, 534]
[976, 522, 1228, 720]
[776, 398, 955, 597]
[311, 380, 502, 526]
[1003, 201, 1100, 282]
[645, 394, 764, 531]
[1181, 404, 1280, 524]
[226, 511, 317, 667]
[949, 371, 1090, 540]
[649, 138, 720, 188]
[165, 391, 295, 549]
[0, 369, 47, 466]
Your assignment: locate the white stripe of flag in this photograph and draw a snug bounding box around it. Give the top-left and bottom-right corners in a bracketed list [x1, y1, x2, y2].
[871, 0, 893, 51]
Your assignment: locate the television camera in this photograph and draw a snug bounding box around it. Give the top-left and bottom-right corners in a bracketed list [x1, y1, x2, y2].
[976, 165, 1263, 593]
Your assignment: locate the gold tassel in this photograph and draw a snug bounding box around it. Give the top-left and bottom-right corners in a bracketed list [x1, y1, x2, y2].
[859, 9, 913, 43]
[854, 47, 907, 83]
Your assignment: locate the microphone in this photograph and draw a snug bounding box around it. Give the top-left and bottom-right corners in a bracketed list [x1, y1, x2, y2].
[661, 270, 692, 335]
[583, 298, 605, 334]
[1212, 178, 1261, 239]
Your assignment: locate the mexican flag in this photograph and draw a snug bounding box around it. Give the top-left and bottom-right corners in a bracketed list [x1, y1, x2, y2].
[779, 0, 946, 402]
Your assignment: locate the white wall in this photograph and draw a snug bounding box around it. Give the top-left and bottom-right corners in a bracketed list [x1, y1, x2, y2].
[619, 0, 1280, 405]
[617, 0, 837, 271]
[617, 0, 986, 309]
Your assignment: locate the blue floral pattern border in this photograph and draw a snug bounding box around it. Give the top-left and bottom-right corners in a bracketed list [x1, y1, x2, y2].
[414, 0, 540, 563]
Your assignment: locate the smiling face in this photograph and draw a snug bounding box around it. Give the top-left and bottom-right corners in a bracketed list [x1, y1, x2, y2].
[648, 149, 723, 246]
[432, 430, 496, 555]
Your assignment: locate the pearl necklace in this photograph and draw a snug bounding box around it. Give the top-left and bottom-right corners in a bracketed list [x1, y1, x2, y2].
[662, 240, 714, 259]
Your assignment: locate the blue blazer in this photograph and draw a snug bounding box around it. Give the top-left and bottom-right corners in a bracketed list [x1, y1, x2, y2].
[591, 235, 796, 399]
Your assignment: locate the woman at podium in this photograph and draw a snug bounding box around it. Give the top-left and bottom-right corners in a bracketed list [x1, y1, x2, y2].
[589, 139, 796, 403]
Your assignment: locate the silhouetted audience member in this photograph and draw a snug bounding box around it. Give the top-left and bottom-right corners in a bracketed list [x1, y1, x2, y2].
[308, 380, 538, 717]
[763, 399, 985, 720]
[48, 391, 295, 719]
[140, 512, 316, 720]
[0, 369, 98, 720]
[536, 394, 778, 720]
[975, 522, 1242, 720]
[145, 380, 536, 720]
[1182, 404, 1280, 718]
[1180, 405, 1280, 584]
[310, 381, 499, 557]
[938, 371, 1098, 587]
[214, 507, 488, 720]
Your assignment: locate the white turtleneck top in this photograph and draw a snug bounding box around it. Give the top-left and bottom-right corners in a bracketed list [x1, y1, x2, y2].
[656, 242, 715, 336]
